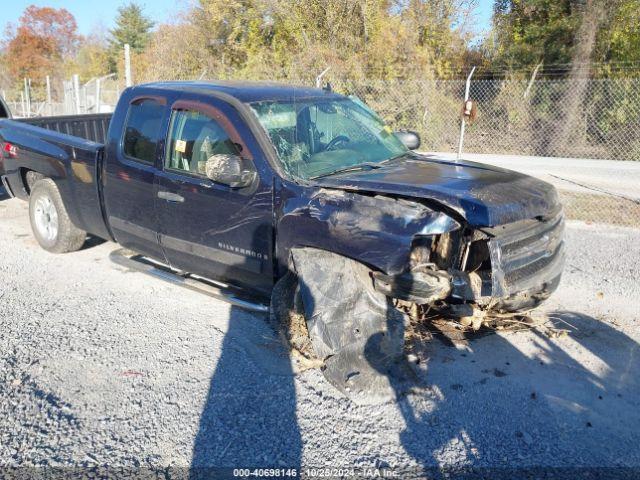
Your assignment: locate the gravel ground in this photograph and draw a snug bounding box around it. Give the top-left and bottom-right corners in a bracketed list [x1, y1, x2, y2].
[1, 197, 639, 477]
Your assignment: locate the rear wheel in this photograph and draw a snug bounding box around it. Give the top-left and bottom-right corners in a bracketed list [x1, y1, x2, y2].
[29, 179, 86, 253]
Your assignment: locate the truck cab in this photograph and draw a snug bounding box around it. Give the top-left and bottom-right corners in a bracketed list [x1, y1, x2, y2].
[102, 84, 278, 295]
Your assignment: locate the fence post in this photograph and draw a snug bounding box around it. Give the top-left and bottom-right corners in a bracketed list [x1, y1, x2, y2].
[316, 67, 331, 88]
[24, 78, 31, 117]
[28, 78, 32, 117]
[20, 92, 25, 118]
[124, 44, 132, 87]
[83, 80, 88, 112]
[46, 75, 52, 116]
[524, 63, 542, 99]
[457, 66, 476, 161]
[73, 74, 81, 114]
[95, 78, 101, 113]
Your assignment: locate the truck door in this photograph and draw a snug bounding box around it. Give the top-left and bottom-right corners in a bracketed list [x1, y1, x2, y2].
[103, 96, 167, 261]
[155, 98, 274, 294]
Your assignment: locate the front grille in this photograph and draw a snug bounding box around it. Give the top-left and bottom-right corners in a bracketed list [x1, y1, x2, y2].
[487, 210, 566, 297]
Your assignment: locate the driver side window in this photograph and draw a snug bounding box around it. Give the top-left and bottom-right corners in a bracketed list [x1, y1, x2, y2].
[165, 109, 240, 176]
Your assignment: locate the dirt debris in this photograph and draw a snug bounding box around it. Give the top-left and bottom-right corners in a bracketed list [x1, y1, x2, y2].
[272, 295, 574, 372]
[403, 306, 572, 359]
[269, 273, 318, 364]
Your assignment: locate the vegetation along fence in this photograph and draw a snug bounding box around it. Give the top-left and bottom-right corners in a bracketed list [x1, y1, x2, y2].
[334, 77, 640, 162]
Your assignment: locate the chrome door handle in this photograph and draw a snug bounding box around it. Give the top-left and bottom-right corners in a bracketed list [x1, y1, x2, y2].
[157, 191, 185, 203]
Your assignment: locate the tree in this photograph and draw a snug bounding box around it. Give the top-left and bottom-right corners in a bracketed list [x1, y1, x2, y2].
[136, 20, 210, 82]
[594, 0, 640, 70]
[183, 0, 472, 81]
[108, 1, 154, 68]
[490, 0, 580, 71]
[489, 0, 640, 76]
[3, 5, 79, 82]
[67, 33, 112, 82]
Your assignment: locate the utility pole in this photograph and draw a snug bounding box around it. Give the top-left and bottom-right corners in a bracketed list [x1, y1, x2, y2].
[124, 44, 132, 87]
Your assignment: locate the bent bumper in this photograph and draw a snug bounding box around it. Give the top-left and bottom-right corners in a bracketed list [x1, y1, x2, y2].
[373, 211, 566, 311]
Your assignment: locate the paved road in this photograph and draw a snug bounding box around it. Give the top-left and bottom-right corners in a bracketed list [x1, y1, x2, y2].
[429, 152, 640, 201]
[1, 197, 639, 476]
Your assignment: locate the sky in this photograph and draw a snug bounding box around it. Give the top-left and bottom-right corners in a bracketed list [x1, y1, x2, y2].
[2, 0, 190, 36]
[475, 0, 494, 38]
[3, 0, 494, 38]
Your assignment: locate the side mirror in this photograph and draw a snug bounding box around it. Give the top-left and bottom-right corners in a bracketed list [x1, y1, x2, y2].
[205, 153, 256, 188]
[394, 130, 421, 150]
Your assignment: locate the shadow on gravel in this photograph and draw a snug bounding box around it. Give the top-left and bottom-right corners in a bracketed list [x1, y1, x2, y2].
[80, 235, 107, 250]
[190, 306, 301, 476]
[376, 308, 640, 477]
[190, 227, 301, 476]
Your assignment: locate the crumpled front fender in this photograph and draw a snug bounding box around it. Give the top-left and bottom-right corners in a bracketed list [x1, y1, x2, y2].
[278, 188, 460, 275]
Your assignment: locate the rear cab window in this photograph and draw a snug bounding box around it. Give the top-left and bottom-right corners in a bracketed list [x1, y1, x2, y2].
[122, 98, 165, 163]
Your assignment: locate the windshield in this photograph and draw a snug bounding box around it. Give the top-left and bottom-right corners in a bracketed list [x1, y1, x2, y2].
[250, 97, 408, 180]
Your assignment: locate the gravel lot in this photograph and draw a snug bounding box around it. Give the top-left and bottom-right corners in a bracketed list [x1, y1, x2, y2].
[1, 196, 639, 476]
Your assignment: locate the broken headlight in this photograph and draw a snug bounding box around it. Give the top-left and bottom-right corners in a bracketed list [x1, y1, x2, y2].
[410, 213, 461, 271]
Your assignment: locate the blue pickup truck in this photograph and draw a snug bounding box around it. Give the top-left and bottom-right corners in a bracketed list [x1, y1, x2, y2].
[0, 81, 565, 390]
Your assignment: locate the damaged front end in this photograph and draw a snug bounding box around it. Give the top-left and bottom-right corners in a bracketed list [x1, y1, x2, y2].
[282, 188, 565, 399]
[372, 204, 566, 322]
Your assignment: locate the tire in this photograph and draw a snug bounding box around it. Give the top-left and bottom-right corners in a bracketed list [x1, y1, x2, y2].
[25, 170, 45, 192]
[270, 271, 315, 359]
[29, 178, 86, 253]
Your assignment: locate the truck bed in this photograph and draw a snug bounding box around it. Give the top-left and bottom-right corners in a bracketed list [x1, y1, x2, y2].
[16, 113, 112, 144]
[0, 114, 112, 240]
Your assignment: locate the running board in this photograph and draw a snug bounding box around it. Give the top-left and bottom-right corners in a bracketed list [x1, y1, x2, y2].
[109, 248, 269, 313]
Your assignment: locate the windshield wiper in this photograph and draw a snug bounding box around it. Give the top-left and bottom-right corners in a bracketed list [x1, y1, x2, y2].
[310, 162, 384, 180]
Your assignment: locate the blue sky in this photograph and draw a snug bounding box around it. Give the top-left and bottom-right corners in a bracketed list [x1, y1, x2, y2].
[3, 0, 493, 38]
[475, 0, 494, 37]
[2, 0, 190, 36]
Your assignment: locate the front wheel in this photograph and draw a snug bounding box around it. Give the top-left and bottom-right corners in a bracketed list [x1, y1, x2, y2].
[29, 178, 86, 253]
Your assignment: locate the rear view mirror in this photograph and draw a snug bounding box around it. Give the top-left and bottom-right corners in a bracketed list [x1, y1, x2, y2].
[394, 130, 421, 150]
[205, 154, 255, 188]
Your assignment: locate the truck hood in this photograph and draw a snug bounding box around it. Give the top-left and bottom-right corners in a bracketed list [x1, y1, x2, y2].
[313, 154, 560, 227]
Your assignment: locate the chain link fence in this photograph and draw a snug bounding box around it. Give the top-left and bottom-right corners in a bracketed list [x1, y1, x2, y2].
[3, 73, 638, 226]
[3, 75, 120, 118]
[332, 77, 640, 161]
[329, 76, 640, 227]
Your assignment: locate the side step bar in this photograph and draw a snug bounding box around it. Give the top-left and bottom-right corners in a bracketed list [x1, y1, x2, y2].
[109, 248, 269, 313]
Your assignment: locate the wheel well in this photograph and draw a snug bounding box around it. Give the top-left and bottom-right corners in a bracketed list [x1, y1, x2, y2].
[20, 169, 45, 195]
